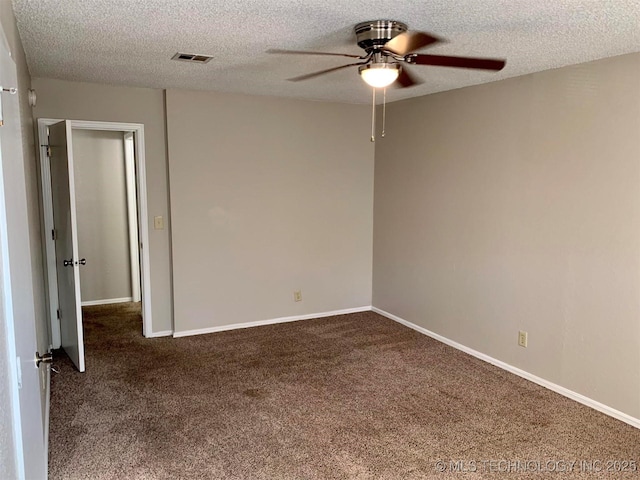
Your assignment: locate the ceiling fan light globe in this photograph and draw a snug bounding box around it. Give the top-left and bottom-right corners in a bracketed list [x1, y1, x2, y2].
[359, 63, 400, 88]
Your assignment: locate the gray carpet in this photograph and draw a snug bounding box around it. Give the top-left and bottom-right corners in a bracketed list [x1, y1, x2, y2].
[49, 303, 640, 479]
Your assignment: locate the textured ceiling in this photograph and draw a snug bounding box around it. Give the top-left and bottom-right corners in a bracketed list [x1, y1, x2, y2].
[12, 0, 640, 104]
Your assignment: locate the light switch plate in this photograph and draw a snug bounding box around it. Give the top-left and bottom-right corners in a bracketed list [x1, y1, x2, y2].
[154, 216, 164, 230]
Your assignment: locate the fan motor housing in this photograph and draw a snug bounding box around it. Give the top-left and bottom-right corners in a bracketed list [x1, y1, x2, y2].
[355, 20, 408, 52]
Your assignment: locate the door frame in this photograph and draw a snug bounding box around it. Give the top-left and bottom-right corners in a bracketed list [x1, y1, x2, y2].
[38, 119, 153, 345]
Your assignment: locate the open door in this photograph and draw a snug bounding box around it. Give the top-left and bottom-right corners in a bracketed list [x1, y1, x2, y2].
[124, 131, 141, 303]
[0, 26, 47, 479]
[49, 121, 86, 372]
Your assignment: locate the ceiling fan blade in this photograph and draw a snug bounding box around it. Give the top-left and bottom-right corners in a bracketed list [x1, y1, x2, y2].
[409, 54, 506, 71]
[383, 31, 441, 55]
[267, 48, 363, 59]
[395, 66, 422, 88]
[288, 62, 368, 82]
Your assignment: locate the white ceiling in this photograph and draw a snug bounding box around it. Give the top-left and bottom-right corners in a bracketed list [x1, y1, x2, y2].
[12, 0, 640, 104]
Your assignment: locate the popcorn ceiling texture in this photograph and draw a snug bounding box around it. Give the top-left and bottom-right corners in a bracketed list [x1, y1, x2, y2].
[11, 0, 640, 104]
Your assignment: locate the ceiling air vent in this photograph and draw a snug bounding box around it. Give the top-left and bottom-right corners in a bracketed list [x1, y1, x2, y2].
[171, 52, 213, 64]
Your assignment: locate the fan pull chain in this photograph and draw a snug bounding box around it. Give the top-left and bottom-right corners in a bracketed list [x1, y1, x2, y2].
[370, 87, 376, 142]
[382, 88, 387, 138]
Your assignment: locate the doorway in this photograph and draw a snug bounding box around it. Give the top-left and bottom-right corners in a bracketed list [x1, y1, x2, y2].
[73, 129, 140, 307]
[38, 119, 153, 358]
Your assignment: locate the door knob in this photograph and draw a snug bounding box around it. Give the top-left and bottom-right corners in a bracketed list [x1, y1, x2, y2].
[35, 351, 53, 367]
[63, 258, 73, 267]
[77, 258, 87, 266]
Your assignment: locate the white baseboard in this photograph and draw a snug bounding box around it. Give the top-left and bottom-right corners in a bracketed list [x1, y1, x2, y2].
[146, 330, 173, 338]
[81, 297, 133, 307]
[172, 306, 372, 338]
[372, 307, 640, 430]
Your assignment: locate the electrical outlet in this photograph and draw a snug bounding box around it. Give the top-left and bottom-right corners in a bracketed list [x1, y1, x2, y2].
[293, 290, 302, 302]
[518, 330, 528, 348]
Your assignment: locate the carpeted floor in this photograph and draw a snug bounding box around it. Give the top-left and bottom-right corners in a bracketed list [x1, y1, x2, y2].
[49, 303, 640, 479]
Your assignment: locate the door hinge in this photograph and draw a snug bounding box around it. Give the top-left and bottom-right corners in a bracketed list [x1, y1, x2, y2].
[56, 308, 60, 320]
[45, 145, 51, 158]
[51, 228, 56, 241]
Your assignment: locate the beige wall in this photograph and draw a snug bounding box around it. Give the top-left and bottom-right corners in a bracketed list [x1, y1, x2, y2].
[32, 78, 172, 333]
[73, 129, 132, 303]
[166, 89, 374, 333]
[373, 53, 640, 418]
[21, 36, 638, 423]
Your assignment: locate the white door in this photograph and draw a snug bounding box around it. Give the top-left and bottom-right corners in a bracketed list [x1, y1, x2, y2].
[49, 121, 86, 372]
[0, 30, 47, 479]
[124, 132, 141, 303]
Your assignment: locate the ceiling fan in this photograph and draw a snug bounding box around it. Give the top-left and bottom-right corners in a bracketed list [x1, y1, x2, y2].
[268, 20, 506, 89]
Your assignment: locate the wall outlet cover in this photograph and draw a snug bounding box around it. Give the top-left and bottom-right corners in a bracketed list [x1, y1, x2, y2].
[518, 330, 528, 348]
